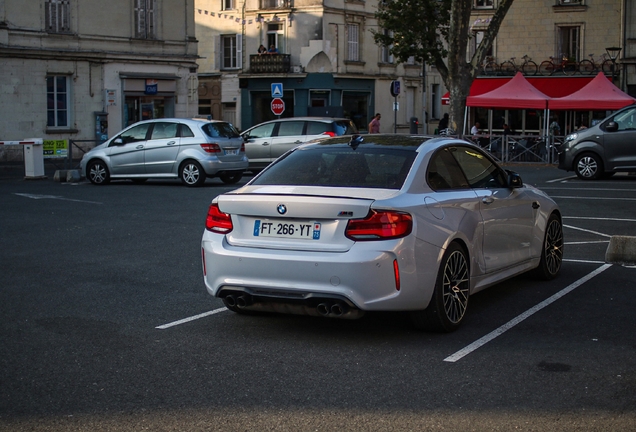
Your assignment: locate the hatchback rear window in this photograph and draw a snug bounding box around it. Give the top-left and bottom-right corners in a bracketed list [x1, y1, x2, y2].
[252, 146, 416, 189]
[333, 120, 357, 136]
[201, 122, 240, 138]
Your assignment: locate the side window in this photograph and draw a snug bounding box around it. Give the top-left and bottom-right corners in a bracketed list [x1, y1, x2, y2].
[427, 148, 470, 190]
[117, 123, 151, 144]
[150, 122, 178, 139]
[613, 107, 636, 131]
[450, 146, 507, 189]
[277, 121, 305, 136]
[247, 123, 276, 139]
[306, 122, 331, 135]
[179, 124, 195, 137]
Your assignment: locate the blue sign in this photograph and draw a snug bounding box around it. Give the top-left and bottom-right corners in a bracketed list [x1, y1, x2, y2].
[390, 80, 400, 97]
[145, 79, 158, 95]
[271, 83, 283, 98]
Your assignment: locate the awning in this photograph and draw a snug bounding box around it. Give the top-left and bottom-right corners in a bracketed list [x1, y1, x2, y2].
[441, 76, 598, 105]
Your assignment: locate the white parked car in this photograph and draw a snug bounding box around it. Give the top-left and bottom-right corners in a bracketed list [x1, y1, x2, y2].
[81, 118, 248, 186]
[201, 135, 563, 332]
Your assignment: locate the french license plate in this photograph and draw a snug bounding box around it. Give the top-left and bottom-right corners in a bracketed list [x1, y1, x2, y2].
[224, 149, 238, 155]
[253, 220, 321, 240]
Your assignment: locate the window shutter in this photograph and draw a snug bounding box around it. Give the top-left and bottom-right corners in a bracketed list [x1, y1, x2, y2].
[347, 24, 359, 61]
[135, 0, 145, 37]
[147, 0, 155, 38]
[236, 34, 243, 69]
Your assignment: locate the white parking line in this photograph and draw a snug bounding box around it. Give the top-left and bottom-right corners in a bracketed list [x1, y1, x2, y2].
[551, 196, 636, 201]
[156, 307, 228, 329]
[443, 264, 612, 363]
[564, 224, 613, 238]
[564, 216, 636, 222]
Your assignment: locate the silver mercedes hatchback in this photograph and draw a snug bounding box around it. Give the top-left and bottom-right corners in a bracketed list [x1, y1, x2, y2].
[81, 118, 248, 186]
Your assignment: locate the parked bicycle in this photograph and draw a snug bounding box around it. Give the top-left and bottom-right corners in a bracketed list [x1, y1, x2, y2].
[578, 53, 614, 75]
[500, 55, 538, 76]
[480, 56, 499, 76]
[539, 55, 576, 76]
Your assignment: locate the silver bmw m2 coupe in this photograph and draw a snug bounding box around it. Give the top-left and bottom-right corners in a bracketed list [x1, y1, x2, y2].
[201, 135, 563, 332]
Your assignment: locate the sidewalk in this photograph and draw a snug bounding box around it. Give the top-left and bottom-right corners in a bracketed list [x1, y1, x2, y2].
[0, 161, 79, 180]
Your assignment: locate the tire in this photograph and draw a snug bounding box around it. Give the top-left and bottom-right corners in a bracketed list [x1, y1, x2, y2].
[578, 59, 595, 75]
[574, 153, 604, 180]
[500, 61, 516, 76]
[563, 61, 576, 76]
[87, 160, 110, 185]
[219, 172, 243, 184]
[180, 160, 206, 187]
[532, 213, 563, 280]
[601, 60, 614, 75]
[539, 61, 554, 76]
[522, 61, 538, 76]
[410, 243, 470, 333]
[485, 61, 499, 76]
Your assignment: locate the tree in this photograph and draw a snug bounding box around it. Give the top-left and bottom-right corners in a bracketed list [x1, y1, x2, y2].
[374, 0, 515, 133]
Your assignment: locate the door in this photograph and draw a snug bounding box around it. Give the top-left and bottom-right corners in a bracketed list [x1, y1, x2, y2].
[108, 122, 151, 175]
[270, 120, 306, 159]
[603, 106, 636, 170]
[243, 122, 277, 165]
[452, 146, 535, 272]
[143, 122, 180, 174]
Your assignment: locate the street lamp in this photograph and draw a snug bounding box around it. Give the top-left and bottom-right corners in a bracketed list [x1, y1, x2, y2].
[605, 46, 622, 84]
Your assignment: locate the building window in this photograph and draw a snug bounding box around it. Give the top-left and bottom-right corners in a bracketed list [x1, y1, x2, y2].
[221, 34, 242, 69]
[381, 29, 394, 64]
[45, 0, 70, 33]
[267, 23, 284, 53]
[134, 0, 155, 39]
[558, 0, 583, 5]
[469, 31, 493, 59]
[347, 24, 360, 61]
[626, 0, 636, 58]
[260, 0, 287, 8]
[557, 25, 581, 61]
[222, 0, 234, 11]
[46, 75, 70, 128]
[474, 0, 494, 8]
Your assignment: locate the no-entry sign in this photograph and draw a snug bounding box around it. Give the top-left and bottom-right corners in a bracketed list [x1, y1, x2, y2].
[271, 98, 285, 116]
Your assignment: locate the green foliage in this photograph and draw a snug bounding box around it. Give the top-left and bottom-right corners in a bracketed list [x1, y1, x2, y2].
[373, 0, 452, 66]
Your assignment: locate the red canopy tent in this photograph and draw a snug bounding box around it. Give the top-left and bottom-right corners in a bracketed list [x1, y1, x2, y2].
[548, 72, 636, 110]
[464, 72, 551, 135]
[466, 72, 550, 109]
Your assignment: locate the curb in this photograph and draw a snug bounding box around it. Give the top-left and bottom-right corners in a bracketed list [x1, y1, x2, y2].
[605, 235, 636, 266]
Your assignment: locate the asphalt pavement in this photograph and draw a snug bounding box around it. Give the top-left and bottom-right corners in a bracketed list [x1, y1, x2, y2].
[0, 164, 635, 431]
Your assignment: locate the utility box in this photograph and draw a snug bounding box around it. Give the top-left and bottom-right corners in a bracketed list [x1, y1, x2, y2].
[23, 139, 46, 178]
[410, 117, 419, 134]
[95, 112, 109, 143]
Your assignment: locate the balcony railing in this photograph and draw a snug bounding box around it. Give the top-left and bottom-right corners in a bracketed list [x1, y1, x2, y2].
[250, 54, 291, 73]
[260, 0, 289, 9]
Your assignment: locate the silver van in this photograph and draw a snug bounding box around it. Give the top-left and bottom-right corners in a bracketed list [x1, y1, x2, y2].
[557, 104, 636, 179]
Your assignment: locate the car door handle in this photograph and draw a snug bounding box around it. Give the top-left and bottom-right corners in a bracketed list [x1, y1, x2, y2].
[262, 142, 270, 146]
[482, 197, 494, 204]
[532, 201, 540, 209]
[294, 140, 303, 144]
[136, 145, 144, 149]
[167, 141, 176, 146]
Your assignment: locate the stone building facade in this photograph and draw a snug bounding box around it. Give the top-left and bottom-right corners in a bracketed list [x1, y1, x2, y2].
[0, 0, 199, 161]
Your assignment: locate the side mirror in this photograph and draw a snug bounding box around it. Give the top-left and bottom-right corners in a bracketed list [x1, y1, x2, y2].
[605, 121, 618, 132]
[113, 138, 124, 146]
[507, 170, 523, 188]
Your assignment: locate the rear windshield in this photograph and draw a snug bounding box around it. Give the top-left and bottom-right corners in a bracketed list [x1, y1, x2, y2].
[201, 122, 241, 138]
[251, 146, 416, 189]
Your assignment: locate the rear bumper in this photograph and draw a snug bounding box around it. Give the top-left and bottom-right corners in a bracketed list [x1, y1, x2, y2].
[200, 156, 248, 176]
[201, 231, 440, 312]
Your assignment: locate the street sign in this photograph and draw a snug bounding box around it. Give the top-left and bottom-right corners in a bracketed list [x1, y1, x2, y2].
[271, 83, 283, 98]
[271, 97, 285, 116]
[390, 80, 400, 97]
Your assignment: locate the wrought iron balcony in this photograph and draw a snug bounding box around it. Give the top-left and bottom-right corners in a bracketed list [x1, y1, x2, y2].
[249, 54, 291, 73]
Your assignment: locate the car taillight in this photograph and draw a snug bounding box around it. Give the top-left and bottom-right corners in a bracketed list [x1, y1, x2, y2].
[240, 143, 245, 152]
[205, 203, 233, 233]
[345, 210, 412, 241]
[200, 143, 221, 153]
[321, 131, 336, 137]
